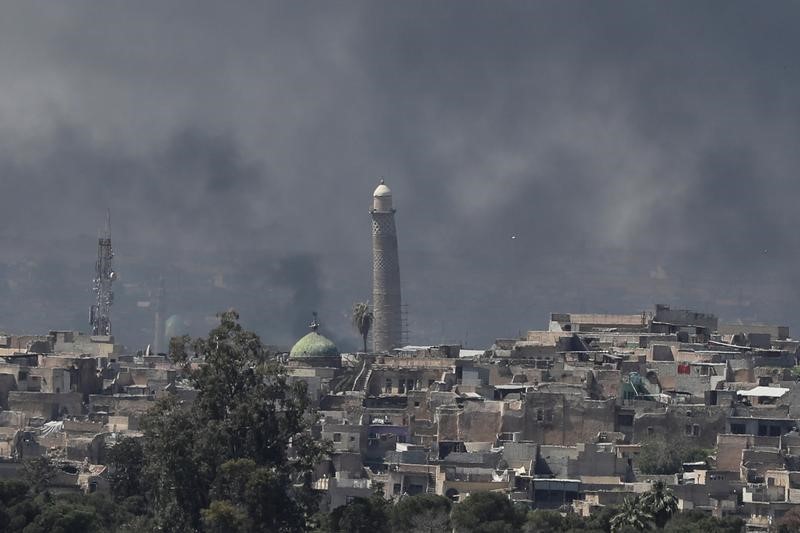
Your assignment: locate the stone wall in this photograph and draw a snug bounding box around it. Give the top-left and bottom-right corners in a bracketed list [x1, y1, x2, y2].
[522, 392, 616, 445]
[8, 391, 83, 420]
[632, 405, 727, 447]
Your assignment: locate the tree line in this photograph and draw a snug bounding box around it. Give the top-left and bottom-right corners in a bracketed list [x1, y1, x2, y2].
[313, 486, 745, 533]
[0, 472, 749, 533]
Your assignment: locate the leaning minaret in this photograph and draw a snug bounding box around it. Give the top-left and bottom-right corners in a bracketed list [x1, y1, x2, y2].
[371, 179, 402, 352]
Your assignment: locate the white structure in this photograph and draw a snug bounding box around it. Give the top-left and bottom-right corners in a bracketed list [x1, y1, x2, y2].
[371, 179, 402, 352]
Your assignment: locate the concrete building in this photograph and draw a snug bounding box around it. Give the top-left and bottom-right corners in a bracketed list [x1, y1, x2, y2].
[10, 295, 800, 522]
[371, 180, 402, 352]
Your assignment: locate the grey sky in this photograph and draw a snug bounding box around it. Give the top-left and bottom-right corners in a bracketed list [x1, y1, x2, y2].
[1, 1, 799, 349]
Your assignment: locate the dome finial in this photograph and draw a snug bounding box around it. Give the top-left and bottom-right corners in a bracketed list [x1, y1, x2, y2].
[290, 314, 340, 360]
[379, 177, 385, 185]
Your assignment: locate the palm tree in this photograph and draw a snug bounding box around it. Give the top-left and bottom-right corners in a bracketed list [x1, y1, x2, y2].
[352, 302, 373, 353]
[639, 480, 678, 528]
[610, 496, 653, 532]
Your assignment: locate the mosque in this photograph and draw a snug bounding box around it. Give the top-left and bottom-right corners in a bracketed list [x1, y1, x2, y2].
[286, 179, 403, 399]
[288, 312, 341, 368]
[286, 313, 342, 404]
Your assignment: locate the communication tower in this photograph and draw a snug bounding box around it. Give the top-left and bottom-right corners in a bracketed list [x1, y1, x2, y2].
[89, 210, 116, 336]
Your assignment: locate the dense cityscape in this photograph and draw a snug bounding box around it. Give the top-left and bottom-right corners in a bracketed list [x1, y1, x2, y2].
[2, 2, 800, 532]
[0, 181, 797, 532]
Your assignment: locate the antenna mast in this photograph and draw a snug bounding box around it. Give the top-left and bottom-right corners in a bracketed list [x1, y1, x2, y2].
[90, 210, 116, 336]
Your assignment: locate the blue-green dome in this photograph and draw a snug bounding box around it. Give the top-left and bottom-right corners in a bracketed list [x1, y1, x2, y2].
[289, 331, 339, 358]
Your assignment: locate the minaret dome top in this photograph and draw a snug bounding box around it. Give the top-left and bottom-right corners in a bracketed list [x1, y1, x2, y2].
[372, 179, 393, 211]
[373, 179, 392, 197]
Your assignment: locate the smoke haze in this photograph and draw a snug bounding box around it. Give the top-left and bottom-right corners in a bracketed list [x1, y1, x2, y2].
[1, 1, 799, 349]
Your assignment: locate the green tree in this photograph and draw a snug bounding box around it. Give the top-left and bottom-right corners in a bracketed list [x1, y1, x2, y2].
[524, 509, 565, 532]
[451, 492, 526, 533]
[115, 515, 157, 533]
[168, 334, 193, 367]
[201, 500, 249, 532]
[637, 437, 707, 475]
[55, 492, 139, 532]
[662, 510, 743, 533]
[352, 302, 374, 353]
[524, 509, 585, 532]
[638, 481, 677, 528]
[583, 505, 616, 532]
[18, 500, 97, 533]
[406, 507, 452, 533]
[141, 310, 330, 532]
[0, 478, 147, 532]
[773, 506, 800, 533]
[20, 457, 55, 495]
[391, 493, 452, 532]
[105, 437, 144, 503]
[0, 479, 33, 531]
[326, 493, 391, 533]
[140, 395, 202, 531]
[610, 497, 652, 532]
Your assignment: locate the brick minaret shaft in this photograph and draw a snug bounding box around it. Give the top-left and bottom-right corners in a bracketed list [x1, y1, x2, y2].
[371, 180, 402, 352]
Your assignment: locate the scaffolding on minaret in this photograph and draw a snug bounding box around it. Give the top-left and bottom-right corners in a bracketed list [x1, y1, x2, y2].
[89, 210, 116, 337]
[400, 303, 410, 347]
[153, 276, 166, 353]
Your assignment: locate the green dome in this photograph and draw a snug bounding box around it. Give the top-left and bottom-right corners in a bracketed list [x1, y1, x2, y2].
[289, 331, 339, 358]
